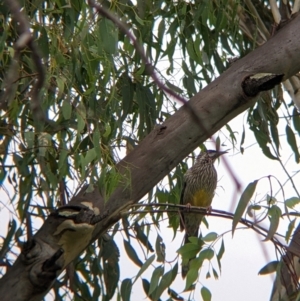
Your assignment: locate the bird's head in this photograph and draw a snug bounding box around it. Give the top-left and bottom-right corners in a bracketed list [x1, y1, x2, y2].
[197, 149, 227, 164]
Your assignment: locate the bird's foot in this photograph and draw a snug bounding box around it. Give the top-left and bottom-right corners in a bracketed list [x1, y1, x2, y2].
[185, 203, 192, 212]
[206, 205, 212, 214]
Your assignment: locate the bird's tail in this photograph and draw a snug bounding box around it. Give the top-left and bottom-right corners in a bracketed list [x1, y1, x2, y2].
[182, 229, 199, 278]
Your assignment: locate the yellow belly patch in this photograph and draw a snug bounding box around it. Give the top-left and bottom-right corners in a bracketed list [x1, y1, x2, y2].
[191, 189, 212, 208]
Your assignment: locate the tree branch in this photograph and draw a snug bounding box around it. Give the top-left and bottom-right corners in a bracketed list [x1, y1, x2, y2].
[1, 0, 45, 127]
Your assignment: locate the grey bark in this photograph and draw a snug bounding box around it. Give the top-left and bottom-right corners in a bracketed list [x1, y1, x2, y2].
[1, 14, 300, 301]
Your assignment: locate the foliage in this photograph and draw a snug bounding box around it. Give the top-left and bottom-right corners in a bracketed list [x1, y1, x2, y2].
[1, 0, 300, 300]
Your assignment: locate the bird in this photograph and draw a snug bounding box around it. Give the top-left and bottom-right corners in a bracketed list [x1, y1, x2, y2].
[180, 149, 227, 278]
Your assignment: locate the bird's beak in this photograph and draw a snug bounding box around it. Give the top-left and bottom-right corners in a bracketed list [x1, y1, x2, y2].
[209, 150, 228, 159]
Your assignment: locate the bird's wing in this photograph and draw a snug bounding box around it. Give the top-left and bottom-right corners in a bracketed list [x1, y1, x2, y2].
[179, 181, 187, 231]
[180, 181, 186, 205]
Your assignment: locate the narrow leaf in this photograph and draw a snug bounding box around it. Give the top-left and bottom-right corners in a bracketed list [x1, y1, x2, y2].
[232, 180, 258, 235]
[201, 286, 212, 301]
[177, 242, 201, 260]
[264, 205, 282, 241]
[154, 268, 174, 300]
[134, 254, 155, 284]
[212, 267, 219, 279]
[240, 125, 245, 154]
[285, 197, 300, 209]
[155, 234, 165, 262]
[185, 268, 198, 291]
[286, 218, 296, 243]
[216, 239, 225, 271]
[286, 124, 300, 163]
[141, 278, 150, 297]
[202, 232, 218, 242]
[292, 108, 300, 136]
[149, 266, 164, 295]
[0, 219, 17, 259]
[123, 239, 143, 267]
[134, 222, 154, 252]
[168, 288, 184, 301]
[120, 278, 132, 301]
[258, 261, 279, 275]
[198, 248, 214, 261]
[270, 122, 280, 155]
[62, 99, 72, 120]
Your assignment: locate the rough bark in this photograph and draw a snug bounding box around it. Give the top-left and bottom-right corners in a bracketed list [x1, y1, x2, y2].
[1, 13, 300, 301]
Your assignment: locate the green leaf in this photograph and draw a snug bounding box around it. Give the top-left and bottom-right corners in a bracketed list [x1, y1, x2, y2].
[252, 126, 278, 160]
[56, 76, 65, 98]
[76, 103, 86, 133]
[240, 125, 245, 154]
[167, 288, 184, 301]
[212, 267, 219, 279]
[120, 278, 132, 301]
[62, 100, 72, 120]
[185, 268, 198, 291]
[155, 234, 165, 263]
[258, 261, 279, 275]
[285, 197, 300, 208]
[142, 278, 150, 297]
[199, 248, 214, 261]
[292, 108, 300, 136]
[103, 123, 111, 138]
[264, 205, 282, 241]
[225, 124, 237, 145]
[135, 13, 144, 25]
[216, 239, 225, 271]
[270, 122, 280, 155]
[123, 239, 143, 267]
[24, 131, 34, 149]
[134, 222, 154, 252]
[171, 262, 178, 282]
[0, 219, 17, 259]
[120, 74, 134, 121]
[83, 149, 96, 166]
[157, 19, 165, 46]
[202, 232, 218, 242]
[166, 81, 184, 94]
[247, 204, 262, 217]
[149, 266, 164, 295]
[154, 268, 174, 300]
[58, 149, 69, 177]
[93, 129, 102, 160]
[232, 180, 258, 235]
[286, 218, 296, 243]
[201, 286, 212, 301]
[134, 254, 155, 283]
[98, 18, 117, 55]
[177, 242, 201, 260]
[213, 51, 225, 74]
[286, 124, 300, 163]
